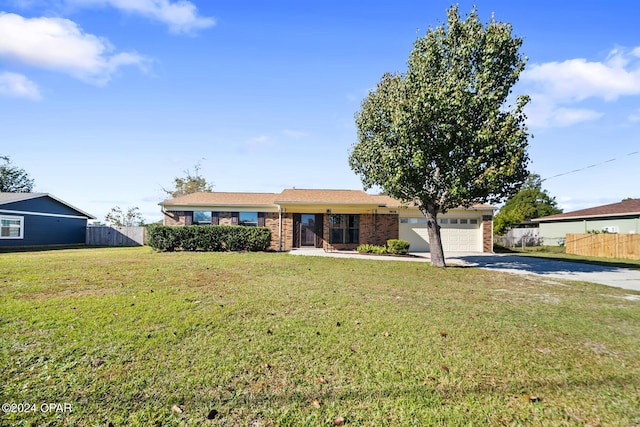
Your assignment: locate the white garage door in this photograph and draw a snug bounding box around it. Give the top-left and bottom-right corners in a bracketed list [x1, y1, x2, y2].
[399, 217, 481, 252]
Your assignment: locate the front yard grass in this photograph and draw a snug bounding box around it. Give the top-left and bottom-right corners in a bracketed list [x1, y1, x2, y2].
[1, 247, 639, 426]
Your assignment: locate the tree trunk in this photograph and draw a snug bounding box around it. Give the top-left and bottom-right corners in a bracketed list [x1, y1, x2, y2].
[424, 205, 446, 267]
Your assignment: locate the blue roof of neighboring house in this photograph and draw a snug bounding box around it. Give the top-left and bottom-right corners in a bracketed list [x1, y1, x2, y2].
[0, 193, 96, 219]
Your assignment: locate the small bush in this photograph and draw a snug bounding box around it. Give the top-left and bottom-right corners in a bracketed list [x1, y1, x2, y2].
[387, 239, 410, 255]
[147, 225, 271, 252]
[372, 245, 388, 254]
[357, 244, 375, 253]
[357, 244, 387, 254]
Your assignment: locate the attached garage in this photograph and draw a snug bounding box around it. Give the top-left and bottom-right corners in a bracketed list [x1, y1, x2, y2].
[399, 213, 487, 253]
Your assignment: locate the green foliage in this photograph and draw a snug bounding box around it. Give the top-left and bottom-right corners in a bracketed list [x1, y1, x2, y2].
[162, 162, 214, 198]
[356, 244, 387, 254]
[372, 245, 388, 254]
[349, 6, 530, 266]
[587, 229, 609, 234]
[356, 244, 376, 253]
[147, 225, 271, 252]
[356, 240, 410, 255]
[493, 174, 562, 235]
[0, 155, 34, 192]
[387, 239, 411, 255]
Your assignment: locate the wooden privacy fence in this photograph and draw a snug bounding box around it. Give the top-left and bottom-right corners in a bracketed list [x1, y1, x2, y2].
[86, 226, 147, 247]
[566, 233, 640, 260]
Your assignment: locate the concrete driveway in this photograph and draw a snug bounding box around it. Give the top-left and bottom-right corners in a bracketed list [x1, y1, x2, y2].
[447, 253, 640, 292]
[290, 248, 640, 291]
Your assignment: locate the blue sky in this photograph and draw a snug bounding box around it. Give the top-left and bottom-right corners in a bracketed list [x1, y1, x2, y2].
[0, 0, 638, 223]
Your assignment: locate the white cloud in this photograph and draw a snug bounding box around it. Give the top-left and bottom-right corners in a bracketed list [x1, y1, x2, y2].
[0, 13, 148, 85]
[521, 47, 640, 128]
[67, 0, 215, 34]
[628, 109, 640, 123]
[0, 71, 41, 100]
[525, 95, 604, 128]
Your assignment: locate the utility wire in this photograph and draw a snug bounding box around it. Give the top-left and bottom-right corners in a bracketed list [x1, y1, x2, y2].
[540, 151, 639, 183]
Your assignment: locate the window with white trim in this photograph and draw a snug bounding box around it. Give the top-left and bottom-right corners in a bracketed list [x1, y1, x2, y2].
[1, 216, 24, 239]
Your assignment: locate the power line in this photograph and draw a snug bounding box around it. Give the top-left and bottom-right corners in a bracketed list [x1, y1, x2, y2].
[540, 151, 639, 183]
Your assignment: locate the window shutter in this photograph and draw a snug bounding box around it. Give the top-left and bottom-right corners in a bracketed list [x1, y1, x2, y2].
[257, 212, 265, 227]
[211, 212, 219, 225]
[184, 211, 193, 226]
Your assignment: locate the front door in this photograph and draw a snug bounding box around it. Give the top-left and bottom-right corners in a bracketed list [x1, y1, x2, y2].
[300, 214, 317, 246]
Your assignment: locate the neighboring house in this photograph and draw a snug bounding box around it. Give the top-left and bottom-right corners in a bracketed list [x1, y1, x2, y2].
[533, 198, 640, 245]
[159, 189, 495, 253]
[0, 193, 96, 248]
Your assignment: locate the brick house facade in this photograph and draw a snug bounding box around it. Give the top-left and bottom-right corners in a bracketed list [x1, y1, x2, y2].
[159, 189, 494, 253]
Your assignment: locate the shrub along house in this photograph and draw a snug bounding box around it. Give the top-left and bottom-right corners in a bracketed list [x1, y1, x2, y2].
[160, 189, 495, 253]
[0, 193, 95, 248]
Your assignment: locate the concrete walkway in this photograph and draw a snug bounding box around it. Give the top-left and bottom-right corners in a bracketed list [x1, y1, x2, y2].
[289, 248, 640, 292]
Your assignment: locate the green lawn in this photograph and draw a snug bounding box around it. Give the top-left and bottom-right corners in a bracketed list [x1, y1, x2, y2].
[1, 247, 639, 426]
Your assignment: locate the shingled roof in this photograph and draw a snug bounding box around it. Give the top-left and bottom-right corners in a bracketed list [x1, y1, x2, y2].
[275, 189, 381, 205]
[161, 192, 279, 206]
[161, 189, 496, 210]
[533, 198, 640, 222]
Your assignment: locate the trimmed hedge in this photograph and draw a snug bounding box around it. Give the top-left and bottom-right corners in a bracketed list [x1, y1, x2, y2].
[387, 239, 410, 255]
[356, 239, 410, 255]
[147, 225, 271, 252]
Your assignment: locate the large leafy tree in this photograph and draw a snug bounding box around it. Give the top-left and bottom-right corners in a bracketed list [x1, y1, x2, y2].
[0, 156, 35, 193]
[493, 174, 562, 235]
[349, 6, 530, 266]
[162, 163, 214, 198]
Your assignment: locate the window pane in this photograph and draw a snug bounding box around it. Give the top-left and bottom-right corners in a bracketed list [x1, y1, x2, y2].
[239, 212, 258, 226]
[419, 218, 427, 224]
[348, 215, 359, 228]
[347, 229, 359, 244]
[330, 214, 343, 227]
[330, 229, 344, 244]
[440, 219, 448, 224]
[450, 219, 458, 224]
[1, 217, 22, 238]
[470, 219, 478, 225]
[400, 218, 408, 224]
[193, 211, 212, 223]
[410, 218, 418, 224]
[460, 219, 468, 224]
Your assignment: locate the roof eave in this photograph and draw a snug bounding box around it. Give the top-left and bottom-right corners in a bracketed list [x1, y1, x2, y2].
[533, 211, 640, 222]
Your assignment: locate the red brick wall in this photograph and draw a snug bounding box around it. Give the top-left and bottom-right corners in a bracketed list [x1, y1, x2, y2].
[482, 214, 493, 253]
[322, 213, 398, 251]
[218, 212, 234, 225]
[163, 211, 401, 252]
[164, 210, 188, 226]
[263, 212, 293, 251]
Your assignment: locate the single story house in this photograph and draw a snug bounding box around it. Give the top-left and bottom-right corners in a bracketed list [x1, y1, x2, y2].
[533, 198, 640, 245]
[159, 189, 495, 253]
[0, 193, 96, 248]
